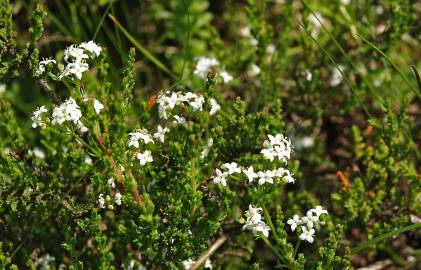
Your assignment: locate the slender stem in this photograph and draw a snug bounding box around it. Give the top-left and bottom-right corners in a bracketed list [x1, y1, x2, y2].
[351, 223, 421, 254]
[262, 205, 280, 241]
[293, 239, 301, 258]
[261, 236, 287, 264]
[190, 236, 227, 270]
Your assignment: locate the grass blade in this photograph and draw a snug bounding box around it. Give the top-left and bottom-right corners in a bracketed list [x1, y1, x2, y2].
[351, 223, 421, 254]
[108, 14, 177, 79]
[354, 33, 421, 99]
[92, 1, 114, 40]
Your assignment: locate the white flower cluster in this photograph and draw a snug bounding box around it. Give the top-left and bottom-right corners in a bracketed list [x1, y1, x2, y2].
[37, 40, 101, 80]
[126, 127, 168, 166]
[157, 91, 220, 120]
[60, 41, 101, 80]
[193, 56, 233, 83]
[126, 125, 170, 167]
[31, 105, 48, 128]
[242, 204, 270, 237]
[287, 206, 328, 243]
[127, 130, 154, 166]
[212, 162, 294, 187]
[37, 253, 56, 269]
[239, 26, 258, 47]
[212, 133, 295, 187]
[32, 97, 105, 132]
[182, 258, 212, 270]
[37, 58, 56, 75]
[127, 128, 154, 148]
[51, 97, 88, 133]
[261, 134, 292, 163]
[136, 150, 153, 166]
[98, 177, 122, 209]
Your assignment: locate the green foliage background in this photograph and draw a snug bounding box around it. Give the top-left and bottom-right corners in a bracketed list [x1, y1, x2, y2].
[0, 0, 420, 269]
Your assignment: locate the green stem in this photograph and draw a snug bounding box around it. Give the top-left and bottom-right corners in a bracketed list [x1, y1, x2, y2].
[293, 239, 301, 258]
[351, 223, 421, 254]
[262, 236, 287, 264]
[262, 205, 280, 241]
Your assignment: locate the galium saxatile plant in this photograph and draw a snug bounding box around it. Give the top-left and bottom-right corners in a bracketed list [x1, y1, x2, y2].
[3, 39, 336, 269]
[3, 1, 420, 268]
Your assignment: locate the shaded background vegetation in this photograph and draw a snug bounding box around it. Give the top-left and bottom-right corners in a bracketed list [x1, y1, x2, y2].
[0, 0, 420, 269]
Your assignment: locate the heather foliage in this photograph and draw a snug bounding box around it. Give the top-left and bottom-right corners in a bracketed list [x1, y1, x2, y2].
[0, 0, 420, 269]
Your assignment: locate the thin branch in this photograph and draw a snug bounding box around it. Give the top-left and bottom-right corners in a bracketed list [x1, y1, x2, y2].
[190, 235, 227, 270]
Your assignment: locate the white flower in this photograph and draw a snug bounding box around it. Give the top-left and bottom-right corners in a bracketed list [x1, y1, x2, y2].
[194, 57, 219, 79]
[245, 204, 263, 224]
[107, 177, 116, 188]
[31, 105, 48, 128]
[114, 192, 122, 205]
[330, 65, 344, 86]
[209, 98, 220, 115]
[248, 64, 261, 76]
[308, 12, 324, 37]
[84, 156, 93, 165]
[98, 194, 105, 208]
[267, 134, 286, 146]
[266, 44, 276, 54]
[200, 138, 213, 159]
[204, 258, 212, 269]
[243, 166, 258, 183]
[37, 254, 56, 269]
[32, 147, 45, 159]
[261, 134, 292, 163]
[173, 115, 187, 126]
[240, 26, 251, 37]
[253, 221, 271, 237]
[157, 92, 180, 119]
[304, 70, 312, 81]
[76, 120, 88, 133]
[79, 41, 102, 57]
[260, 147, 277, 161]
[0, 84, 5, 94]
[223, 162, 241, 175]
[213, 168, 228, 186]
[188, 95, 205, 112]
[51, 98, 86, 130]
[219, 71, 233, 83]
[242, 204, 270, 237]
[153, 125, 169, 143]
[301, 211, 320, 229]
[257, 170, 274, 185]
[310, 206, 328, 218]
[127, 259, 147, 270]
[60, 61, 89, 80]
[250, 38, 258, 46]
[93, 99, 104, 114]
[183, 259, 195, 270]
[299, 226, 315, 243]
[287, 215, 302, 232]
[64, 45, 88, 63]
[127, 129, 154, 148]
[274, 168, 294, 184]
[300, 136, 314, 148]
[136, 150, 153, 166]
[37, 58, 56, 75]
